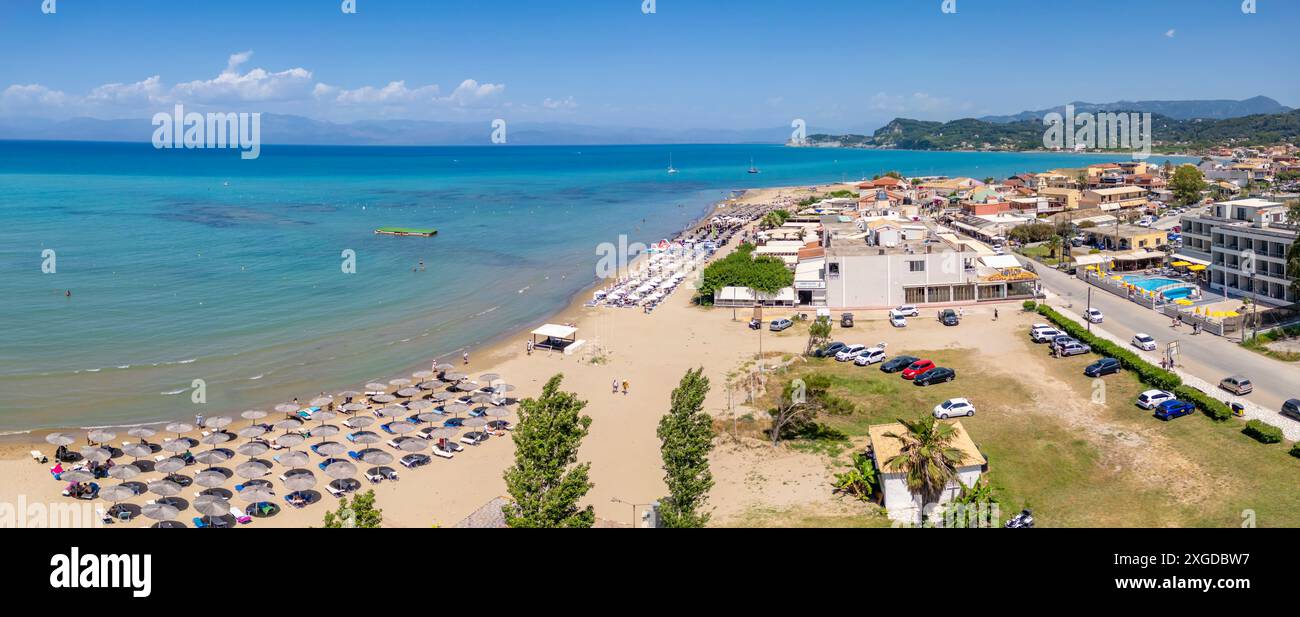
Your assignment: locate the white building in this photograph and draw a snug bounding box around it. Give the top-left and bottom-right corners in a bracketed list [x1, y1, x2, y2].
[869, 420, 987, 526]
[1179, 198, 1298, 306]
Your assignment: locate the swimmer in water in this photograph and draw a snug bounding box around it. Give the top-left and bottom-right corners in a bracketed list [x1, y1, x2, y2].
[65, 290, 71, 297]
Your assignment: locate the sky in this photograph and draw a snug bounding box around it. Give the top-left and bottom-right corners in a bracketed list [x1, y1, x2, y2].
[1, 0, 1297, 132]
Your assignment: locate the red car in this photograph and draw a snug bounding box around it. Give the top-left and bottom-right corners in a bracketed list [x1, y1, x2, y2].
[901, 359, 936, 380]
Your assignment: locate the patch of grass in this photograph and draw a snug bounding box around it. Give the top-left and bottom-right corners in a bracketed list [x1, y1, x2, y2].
[729, 505, 892, 528]
[1241, 325, 1300, 362]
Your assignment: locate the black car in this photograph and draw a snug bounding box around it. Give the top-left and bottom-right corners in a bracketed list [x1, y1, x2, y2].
[914, 367, 956, 386]
[881, 355, 919, 373]
[816, 342, 847, 358]
[939, 309, 960, 326]
[1084, 357, 1121, 377]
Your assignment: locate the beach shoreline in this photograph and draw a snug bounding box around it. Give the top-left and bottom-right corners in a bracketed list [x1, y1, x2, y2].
[0, 182, 837, 452]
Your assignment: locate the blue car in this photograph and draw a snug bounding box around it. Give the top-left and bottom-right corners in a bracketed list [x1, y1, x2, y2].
[1154, 400, 1195, 421]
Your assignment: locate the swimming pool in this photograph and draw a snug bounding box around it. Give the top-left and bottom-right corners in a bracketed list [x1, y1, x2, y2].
[1123, 276, 1195, 299]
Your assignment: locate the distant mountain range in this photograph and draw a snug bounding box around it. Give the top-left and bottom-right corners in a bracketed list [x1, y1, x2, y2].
[0, 96, 1292, 147]
[978, 96, 1291, 123]
[806, 103, 1300, 153]
[0, 114, 795, 146]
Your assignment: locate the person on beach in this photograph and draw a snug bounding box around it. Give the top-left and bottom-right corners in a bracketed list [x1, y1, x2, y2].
[463, 351, 469, 365]
[994, 308, 999, 321]
[622, 379, 629, 396]
[612, 379, 619, 394]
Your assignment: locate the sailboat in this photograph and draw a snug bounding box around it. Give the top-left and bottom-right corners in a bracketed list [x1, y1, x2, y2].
[667, 154, 678, 175]
[747, 156, 760, 174]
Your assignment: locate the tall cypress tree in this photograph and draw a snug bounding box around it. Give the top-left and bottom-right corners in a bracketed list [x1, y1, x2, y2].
[657, 367, 715, 528]
[502, 374, 595, 528]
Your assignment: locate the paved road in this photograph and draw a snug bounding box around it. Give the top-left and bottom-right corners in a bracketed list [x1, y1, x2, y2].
[1029, 260, 1298, 418]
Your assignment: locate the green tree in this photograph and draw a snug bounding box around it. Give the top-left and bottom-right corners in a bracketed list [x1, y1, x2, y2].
[1170, 164, 1207, 205]
[767, 374, 855, 445]
[322, 490, 383, 528]
[502, 374, 595, 528]
[806, 315, 832, 355]
[832, 451, 879, 502]
[697, 245, 795, 303]
[1047, 234, 1063, 260]
[882, 417, 966, 525]
[656, 368, 715, 528]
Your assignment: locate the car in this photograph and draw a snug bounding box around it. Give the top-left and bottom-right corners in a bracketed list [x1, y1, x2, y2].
[1030, 323, 1055, 333]
[1084, 308, 1104, 323]
[769, 318, 794, 332]
[1219, 375, 1253, 395]
[1131, 333, 1157, 351]
[880, 355, 919, 373]
[895, 305, 920, 317]
[1282, 399, 1300, 421]
[1084, 357, 1121, 377]
[1060, 341, 1092, 357]
[1154, 399, 1195, 421]
[1031, 328, 1062, 343]
[939, 309, 960, 326]
[815, 342, 847, 358]
[1136, 389, 1174, 409]
[1050, 335, 1077, 352]
[835, 344, 868, 362]
[901, 359, 936, 380]
[853, 346, 888, 366]
[914, 367, 956, 386]
[933, 398, 975, 419]
[889, 310, 907, 328]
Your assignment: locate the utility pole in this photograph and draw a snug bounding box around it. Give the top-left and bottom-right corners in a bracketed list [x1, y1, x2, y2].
[1086, 286, 1093, 333]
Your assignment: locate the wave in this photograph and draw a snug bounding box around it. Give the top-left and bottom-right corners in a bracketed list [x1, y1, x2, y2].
[160, 389, 186, 396]
[248, 374, 265, 380]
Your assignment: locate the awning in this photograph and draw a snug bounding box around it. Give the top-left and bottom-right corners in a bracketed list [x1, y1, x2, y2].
[1072, 254, 1108, 266]
[1188, 264, 1207, 271]
[531, 324, 577, 339]
[1170, 253, 1211, 267]
[979, 255, 1022, 269]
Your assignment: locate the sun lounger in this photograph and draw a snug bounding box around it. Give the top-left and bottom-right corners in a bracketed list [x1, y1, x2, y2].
[348, 450, 362, 461]
[97, 506, 111, 525]
[325, 484, 345, 498]
[432, 446, 454, 459]
[30, 450, 47, 463]
[365, 470, 383, 483]
[192, 517, 207, 528]
[342, 419, 357, 429]
[154, 455, 166, 462]
[283, 495, 307, 509]
[229, 506, 252, 524]
[386, 440, 400, 449]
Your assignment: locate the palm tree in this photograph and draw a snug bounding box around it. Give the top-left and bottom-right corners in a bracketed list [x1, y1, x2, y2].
[1047, 234, 1063, 260]
[883, 417, 966, 525]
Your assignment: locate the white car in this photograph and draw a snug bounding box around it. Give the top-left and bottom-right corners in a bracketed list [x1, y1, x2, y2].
[1131, 333, 1157, 351]
[1137, 389, 1174, 410]
[895, 305, 920, 317]
[889, 310, 907, 328]
[933, 398, 976, 419]
[853, 346, 888, 366]
[1031, 323, 1055, 333]
[1031, 328, 1061, 343]
[1084, 308, 1104, 323]
[834, 344, 868, 362]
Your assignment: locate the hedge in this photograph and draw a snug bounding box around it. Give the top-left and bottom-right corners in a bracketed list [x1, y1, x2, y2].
[1243, 420, 1283, 444]
[1291, 443, 1300, 459]
[1035, 304, 1182, 391]
[1172, 385, 1233, 421]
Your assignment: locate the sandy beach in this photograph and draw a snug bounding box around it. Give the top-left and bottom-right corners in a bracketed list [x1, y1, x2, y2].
[0, 183, 854, 528]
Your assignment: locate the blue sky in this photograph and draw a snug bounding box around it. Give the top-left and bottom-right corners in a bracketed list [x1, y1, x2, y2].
[1, 0, 1296, 131]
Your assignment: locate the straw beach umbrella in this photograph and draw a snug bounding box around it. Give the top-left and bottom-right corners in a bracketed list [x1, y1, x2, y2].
[80, 446, 112, 463]
[371, 393, 397, 405]
[241, 410, 267, 421]
[360, 450, 393, 466]
[60, 469, 95, 483]
[365, 382, 388, 393]
[236, 441, 269, 457]
[389, 378, 412, 387]
[165, 422, 193, 437]
[154, 457, 186, 476]
[282, 469, 316, 492]
[108, 463, 141, 481]
[127, 427, 157, 440]
[237, 425, 267, 440]
[349, 431, 383, 448]
[277, 451, 309, 468]
[193, 449, 230, 468]
[87, 429, 116, 445]
[478, 373, 500, 384]
[122, 443, 152, 461]
[313, 425, 341, 442]
[274, 403, 300, 415]
[347, 416, 376, 429]
[396, 387, 421, 398]
[142, 502, 179, 523]
[412, 370, 434, 380]
[206, 416, 233, 430]
[315, 442, 347, 458]
[45, 433, 75, 447]
[234, 461, 270, 481]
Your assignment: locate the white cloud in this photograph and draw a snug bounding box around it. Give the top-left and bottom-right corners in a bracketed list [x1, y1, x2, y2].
[172, 51, 315, 103]
[542, 96, 577, 110]
[1165, 29, 1176, 38]
[442, 79, 505, 107]
[0, 51, 508, 120]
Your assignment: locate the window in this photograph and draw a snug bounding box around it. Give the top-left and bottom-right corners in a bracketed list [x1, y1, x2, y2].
[904, 287, 926, 304]
[907, 260, 926, 272]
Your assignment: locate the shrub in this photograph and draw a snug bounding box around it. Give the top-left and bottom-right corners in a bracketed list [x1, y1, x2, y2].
[1243, 420, 1283, 444]
[1022, 300, 1037, 312]
[1172, 385, 1233, 421]
[1291, 442, 1300, 459]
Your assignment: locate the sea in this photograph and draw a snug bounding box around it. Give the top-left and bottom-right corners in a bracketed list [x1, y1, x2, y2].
[0, 141, 1193, 432]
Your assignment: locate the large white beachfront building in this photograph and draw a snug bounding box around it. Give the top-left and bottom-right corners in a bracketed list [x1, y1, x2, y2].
[1179, 198, 1298, 307]
[820, 218, 1038, 309]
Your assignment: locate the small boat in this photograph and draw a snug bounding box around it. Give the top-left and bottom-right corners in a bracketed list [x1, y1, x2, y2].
[374, 227, 438, 237]
[748, 156, 760, 174]
[667, 154, 678, 175]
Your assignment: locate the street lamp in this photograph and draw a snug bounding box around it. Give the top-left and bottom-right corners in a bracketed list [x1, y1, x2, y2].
[610, 497, 659, 528]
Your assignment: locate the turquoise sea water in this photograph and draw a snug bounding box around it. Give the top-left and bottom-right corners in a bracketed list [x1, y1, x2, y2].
[0, 141, 1192, 431]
